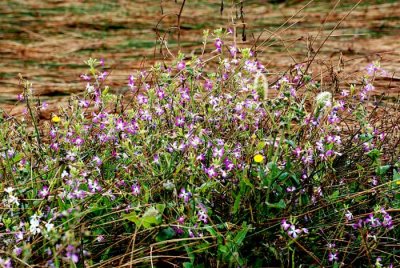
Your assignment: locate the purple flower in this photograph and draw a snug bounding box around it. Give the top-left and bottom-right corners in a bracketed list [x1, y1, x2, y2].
[281, 219, 291, 231]
[50, 143, 59, 151]
[80, 73, 91, 81]
[223, 158, 234, 171]
[74, 137, 84, 146]
[178, 188, 191, 203]
[328, 252, 338, 262]
[365, 213, 381, 227]
[98, 71, 108, 80]
[93, 156, 102, 166]
[352, 219, 363, 229]
[115, 118, 126, 131]
[293, 147, 302, 158]
[38, 186, 49, 198]
[131, 184, 140, 196]
[17, 93, 25, 101]
[204, 166, 217, 178]
[175, 116, 185, 127]
[177, 60, 186, 71]
[197, 205, 208, 223]
[177, 216, 185, 225]
[137, 94, 148, 105]
[66, 245, 79, 264]
[88, 179, 102, 193]
[204, 79, 213, 91]
[212, 147, 224, 158]
[345, 210, 353, 221]
[214, 38, 223, 52]
[229, 46, 237, 57]
[287, 224, 301, 238]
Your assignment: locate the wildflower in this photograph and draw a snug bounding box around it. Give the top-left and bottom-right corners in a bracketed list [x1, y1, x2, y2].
[328, 252, 338, 262]
[293, 147, 303, 158]
[29, 214, 41, 235]
[96, 235, 105, 242]
[178, 188, 191, 203]
[177, 216, 185, 225]
[66, 245, 79, 264]
[80, 73, 91, 81]
[287, 224, 301, 238]
[365, 213, 380, 227]
[177, 60, 186, 71]
[131, 184, 141, 196]
[51, 115, 61, 123]
[13, 246, 22, 256]
[315, 91, 332, 108]
[74, 137, 84, 146]
[352, 219, 363, 229]
[254, 154, 264, 163]
[17, 93, 24, 101]
[79, 99, 89, 108]
[197, 205, 208, 223]
[214, 38, 223, 52]
[229, 46, 237, 57]
[93, 156, 102, 166]
[205, 166, 217, 178]
[137, 94, 148, 105]
[345, 210, 353, 221]
[45, 221, 54, 232]
[212, 147, 224, 158]
[89, 179, 102, 193]
[38, 186, 49, 198]
[223, 158, 234, 171]
[175, 116, 185, 127]
[281, 219, 291, 231]
[98, 71, 108, 80]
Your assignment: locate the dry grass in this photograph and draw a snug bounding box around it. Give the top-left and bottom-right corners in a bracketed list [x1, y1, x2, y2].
[0, 0, 399, 115]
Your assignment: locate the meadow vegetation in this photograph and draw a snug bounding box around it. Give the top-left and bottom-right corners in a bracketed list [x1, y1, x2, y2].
[0, 1, 400, 268]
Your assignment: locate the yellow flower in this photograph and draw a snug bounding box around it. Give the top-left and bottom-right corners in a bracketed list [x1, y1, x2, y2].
[396, 180, 400, 185]
[51, 115, 61, 123]
[254, 154, 264, 163]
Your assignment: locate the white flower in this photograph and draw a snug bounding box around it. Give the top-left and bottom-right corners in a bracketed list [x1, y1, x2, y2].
[45, 221, 54, 232]
[5, 187, 14, 194]
[29, 215, 41, 235]
[316, 91, 332, 108]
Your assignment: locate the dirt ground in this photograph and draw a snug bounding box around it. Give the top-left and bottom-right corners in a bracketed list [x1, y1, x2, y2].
[0, 0, 399, 115]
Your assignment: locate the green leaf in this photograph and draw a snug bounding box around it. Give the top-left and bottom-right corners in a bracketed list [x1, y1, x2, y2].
[256, 141, 267, 150]
[328, 190, 340, 201]
[218, 245, 228, 254]
[183, 262, 193, 268]
[123, 205, 165, 229]
[141, 207, 163, 229]
[123, 211, 140, 226]
[266, 199, 286, 209]
[233, 223, 249, 246]
[156, 227, 175, 242]
[376, 165, 390, 175]
[232, 193, 241, 215]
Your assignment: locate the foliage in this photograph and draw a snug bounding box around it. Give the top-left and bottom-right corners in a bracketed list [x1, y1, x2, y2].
[0, 30, 399, 267]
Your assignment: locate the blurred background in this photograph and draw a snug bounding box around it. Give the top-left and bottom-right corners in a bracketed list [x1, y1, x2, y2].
[0, 0, 399, 113]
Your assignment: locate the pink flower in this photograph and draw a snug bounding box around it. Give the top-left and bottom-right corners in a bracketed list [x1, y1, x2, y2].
[328, 252, 338, 262]
[177, 61, 186, 71]
[281, 219, 291, 231]
[38, 186, 49, 198]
